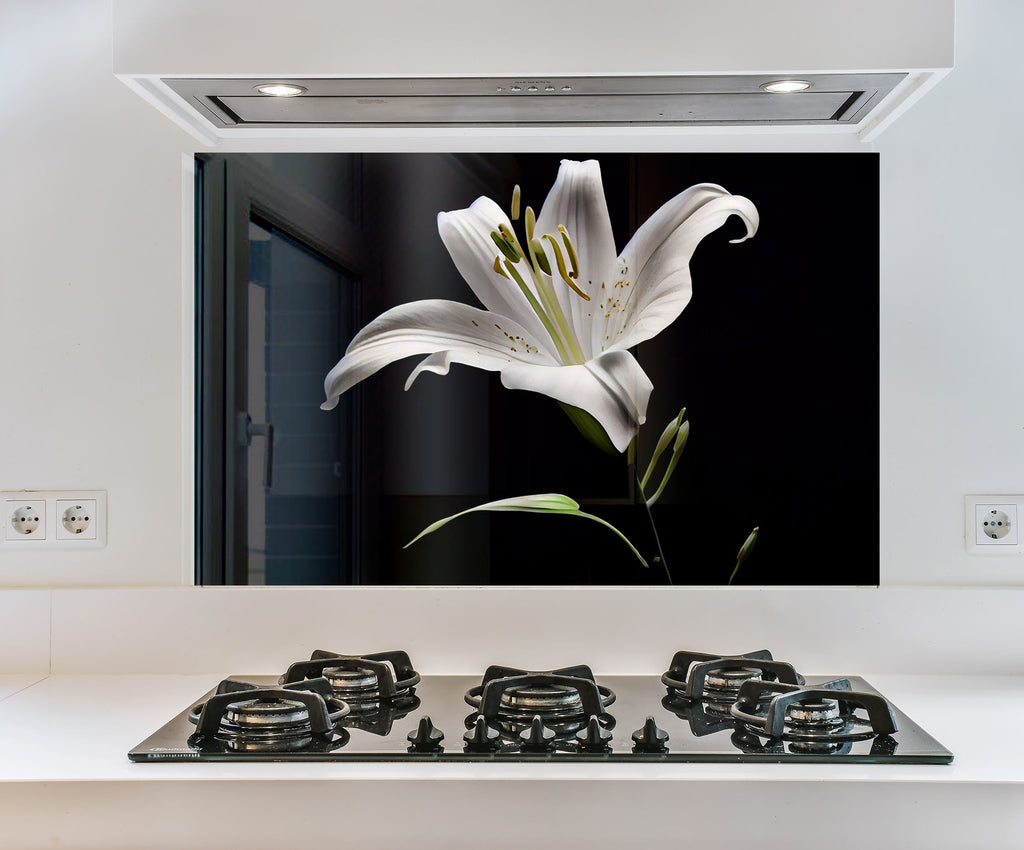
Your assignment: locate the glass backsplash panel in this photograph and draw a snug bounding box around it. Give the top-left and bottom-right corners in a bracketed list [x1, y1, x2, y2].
[197, 153, 879, 586]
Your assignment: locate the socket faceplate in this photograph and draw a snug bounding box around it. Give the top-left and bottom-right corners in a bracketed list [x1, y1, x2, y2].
[0, 490, 106, 549]
[4, 500, 46, 541]
[965, 495, 1024, 556]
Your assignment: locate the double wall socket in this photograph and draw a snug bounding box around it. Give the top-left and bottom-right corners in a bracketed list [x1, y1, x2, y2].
[1, 490, 107, 550]
[964, 495, 1024, 556]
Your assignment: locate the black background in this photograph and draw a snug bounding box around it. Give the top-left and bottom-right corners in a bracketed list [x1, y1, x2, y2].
[354, 153, 879, 586]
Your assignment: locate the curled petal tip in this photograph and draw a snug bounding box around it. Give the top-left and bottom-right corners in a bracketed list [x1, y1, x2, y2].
[726, 195, 759, 242]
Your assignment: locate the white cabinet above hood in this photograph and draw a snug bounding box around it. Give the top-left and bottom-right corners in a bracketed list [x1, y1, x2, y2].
[113, 0, 953, 148]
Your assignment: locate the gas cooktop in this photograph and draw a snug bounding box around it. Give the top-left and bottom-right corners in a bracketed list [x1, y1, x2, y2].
[128, 649, 953, 764]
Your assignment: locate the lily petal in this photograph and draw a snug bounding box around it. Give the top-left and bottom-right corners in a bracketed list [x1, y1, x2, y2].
[437, 197, 553, 353]
[406, 345, 654, 453]
[608, 188, 758, 351]
[498, 349, 653, 453]
[534, 160, 619, 358]
[322, 299, 553, 409]
[321, 300, 650, 450]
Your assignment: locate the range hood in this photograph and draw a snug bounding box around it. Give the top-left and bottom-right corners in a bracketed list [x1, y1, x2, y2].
[162, 74, 907, 130]
[113, 0, 953, 147]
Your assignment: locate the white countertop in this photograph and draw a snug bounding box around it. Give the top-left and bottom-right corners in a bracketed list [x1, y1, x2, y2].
[4, 584, 1024, 848]
[0, 673, 1020, 784]
[0, 675, 46, 703]
[1, 673, 1022, 849]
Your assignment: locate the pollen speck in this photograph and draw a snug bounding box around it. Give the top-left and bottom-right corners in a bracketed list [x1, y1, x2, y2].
[471, 320, 479, 326]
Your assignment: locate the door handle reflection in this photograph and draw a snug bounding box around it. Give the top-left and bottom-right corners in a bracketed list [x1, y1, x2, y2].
[237, 412, 275, 489]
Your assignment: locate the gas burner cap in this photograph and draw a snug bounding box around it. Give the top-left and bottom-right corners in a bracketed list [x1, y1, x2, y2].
[500, 683, 583, 714]
[785, 698, 844, 731]
[224, 697, 310, 729]
[703, 667, 764, 693]
[215, 698, 319, 749]
[466, 665, 615, 729]
[323, 666, 379, 693]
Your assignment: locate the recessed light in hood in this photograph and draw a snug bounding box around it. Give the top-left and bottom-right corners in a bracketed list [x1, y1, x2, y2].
[760, 80, 814, 94]
[165, 74, 904, 130]
[255, 83, 307, 97]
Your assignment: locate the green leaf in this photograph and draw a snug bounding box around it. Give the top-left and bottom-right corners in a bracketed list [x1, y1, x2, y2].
[405, 492, 648, 567]
[558, 403, 620, 456]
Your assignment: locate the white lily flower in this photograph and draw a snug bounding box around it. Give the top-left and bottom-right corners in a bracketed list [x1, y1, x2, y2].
[322, 159, 758, 452]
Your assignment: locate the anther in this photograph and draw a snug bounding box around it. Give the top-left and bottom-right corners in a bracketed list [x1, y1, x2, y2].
[557, 225, 580, 279]
[542, 234, 590, 301]
[530, 239, 551, 275]
[490, 231, 520, 263]
[525, 206, 536, 242]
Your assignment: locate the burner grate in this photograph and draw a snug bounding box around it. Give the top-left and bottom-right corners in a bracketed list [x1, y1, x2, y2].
[187, 677, 350, 752]
[280, 650, 420, 704]
[661, 649, 804, 702]
[730, 677, 898, 743]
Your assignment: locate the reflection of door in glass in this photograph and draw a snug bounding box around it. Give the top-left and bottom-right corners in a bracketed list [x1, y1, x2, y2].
[239, 219, 355, 584]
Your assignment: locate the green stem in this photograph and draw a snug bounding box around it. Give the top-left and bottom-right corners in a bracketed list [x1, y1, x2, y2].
[636, 471, 672, 585]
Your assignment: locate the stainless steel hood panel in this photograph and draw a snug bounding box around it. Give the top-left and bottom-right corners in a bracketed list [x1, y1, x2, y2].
[165, 74, 905, 129]
[115, 1, 951, 143]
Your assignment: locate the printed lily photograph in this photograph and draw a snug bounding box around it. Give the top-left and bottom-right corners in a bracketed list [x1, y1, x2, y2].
[195, 152, 880, 586]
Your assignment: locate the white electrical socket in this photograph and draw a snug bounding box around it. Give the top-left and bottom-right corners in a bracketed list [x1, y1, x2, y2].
[0, 490, 106, 549]
[965, 495, 1024, 556]
[4, 500, 46, 541]
[56, 499, 98, 540]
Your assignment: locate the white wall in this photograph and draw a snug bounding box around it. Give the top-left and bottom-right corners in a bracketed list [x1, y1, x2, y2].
[0, 0, 1020, 587]
[874, 0, 1024, 585]
[1, 0, 200, 585]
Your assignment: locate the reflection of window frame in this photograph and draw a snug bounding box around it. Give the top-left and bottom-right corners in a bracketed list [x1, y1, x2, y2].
[195, 154, 368, 584]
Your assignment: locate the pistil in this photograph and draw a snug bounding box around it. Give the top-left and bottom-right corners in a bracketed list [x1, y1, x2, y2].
[501, 259, 572, 364]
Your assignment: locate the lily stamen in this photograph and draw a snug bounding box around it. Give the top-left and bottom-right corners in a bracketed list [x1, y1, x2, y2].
[558, 225, 580, 279]
[530, 238, 552, 275]
[498, 223, 518, 246]
[511, 184, 521, 220]
[493, 256, 510, 278]
[490, 230, 520, 263]
[502, 258, 572, 364]
[542, 234, 591, 301]
[525, 206, 536, 242]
